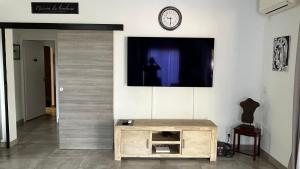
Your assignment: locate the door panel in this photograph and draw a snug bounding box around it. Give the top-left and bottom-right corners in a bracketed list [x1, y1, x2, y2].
[182, 130, 211, 157]
[23, 41, 46, 121]
[121, 131, 151, 156]
[57, 31, 113, 149]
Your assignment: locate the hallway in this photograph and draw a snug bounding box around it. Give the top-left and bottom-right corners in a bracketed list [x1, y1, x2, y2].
[17, 115, 58, 145]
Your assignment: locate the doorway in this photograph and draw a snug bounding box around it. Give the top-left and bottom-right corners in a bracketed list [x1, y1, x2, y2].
[12, 29, 57, 144]
[44, 45, 56, 117]
[12, 29, 58, 146]
[22, 40, 56, 121]
[12, 29, 114, 149]
[0, 23, 123, 148]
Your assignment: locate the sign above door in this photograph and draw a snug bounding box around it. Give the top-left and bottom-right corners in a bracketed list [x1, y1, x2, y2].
[31, 2, 79, 14]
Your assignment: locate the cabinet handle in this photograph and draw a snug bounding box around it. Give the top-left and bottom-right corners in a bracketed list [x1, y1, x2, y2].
[146, 139, 149, 149]
[182, 139, 185, 148]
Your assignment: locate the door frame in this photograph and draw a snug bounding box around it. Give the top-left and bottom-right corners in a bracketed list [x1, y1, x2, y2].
[0, 22, 123, 148]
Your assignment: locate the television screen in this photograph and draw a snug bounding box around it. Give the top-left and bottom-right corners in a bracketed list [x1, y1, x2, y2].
[127, 37, 214, 87]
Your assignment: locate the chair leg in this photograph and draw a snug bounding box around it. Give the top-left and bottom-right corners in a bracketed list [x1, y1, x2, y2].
[237, 134, 240, 152]
[258, 135, 261, 156]
[233, 132, 236, 154]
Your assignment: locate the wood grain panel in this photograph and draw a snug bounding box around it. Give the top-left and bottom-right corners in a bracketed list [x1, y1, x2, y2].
[182, 130, 211, 157]
[57, 30, 113, 149]
[121, 131, 151, 156]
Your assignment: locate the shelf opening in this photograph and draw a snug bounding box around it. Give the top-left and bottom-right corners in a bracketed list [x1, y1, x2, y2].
[152, 144, 180, 154]
[152, 131, 180, 142]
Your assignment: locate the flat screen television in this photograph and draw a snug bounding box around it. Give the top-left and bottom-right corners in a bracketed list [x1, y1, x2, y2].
[127, 37, 214, 87]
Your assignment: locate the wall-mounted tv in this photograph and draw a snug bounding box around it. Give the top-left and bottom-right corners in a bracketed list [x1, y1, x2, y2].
[127, 37, 214, 87]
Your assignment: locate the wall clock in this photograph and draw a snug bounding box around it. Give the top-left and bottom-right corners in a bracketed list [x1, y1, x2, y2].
[158, 6, 182, 31]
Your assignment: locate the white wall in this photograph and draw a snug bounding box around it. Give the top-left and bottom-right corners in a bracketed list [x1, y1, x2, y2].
[13, 29, 57, 43]
[14, 58, 22, 122]
[112, 0, 266, 143]
[0, 31, 6, 142]
[5, 29, 17, 143]
[260, 6, 300, 167]
[0, 0, 266, 143]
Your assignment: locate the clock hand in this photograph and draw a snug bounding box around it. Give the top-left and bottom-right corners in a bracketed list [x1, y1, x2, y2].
[167, 17, 172, 26]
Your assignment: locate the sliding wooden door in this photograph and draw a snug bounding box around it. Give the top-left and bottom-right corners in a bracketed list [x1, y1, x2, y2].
[57, 31, 113, 149]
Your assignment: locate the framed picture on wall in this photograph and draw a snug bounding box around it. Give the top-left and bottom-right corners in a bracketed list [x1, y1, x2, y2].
[272, 36, 290, 71]
[13, 44, 20, 60]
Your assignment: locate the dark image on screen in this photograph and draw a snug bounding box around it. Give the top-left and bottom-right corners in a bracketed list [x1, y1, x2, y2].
[127, 37, 214, 87]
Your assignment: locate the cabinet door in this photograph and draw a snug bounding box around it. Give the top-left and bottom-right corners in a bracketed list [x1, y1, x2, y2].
[121, 131, 151, 156]
[182, 131, 211, 157]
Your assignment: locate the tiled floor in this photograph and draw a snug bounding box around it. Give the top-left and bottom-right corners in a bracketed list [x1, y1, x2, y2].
[0, 116, 278, 169]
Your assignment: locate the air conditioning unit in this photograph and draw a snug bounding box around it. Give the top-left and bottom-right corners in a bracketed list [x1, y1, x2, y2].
[259, 0, 299, 15]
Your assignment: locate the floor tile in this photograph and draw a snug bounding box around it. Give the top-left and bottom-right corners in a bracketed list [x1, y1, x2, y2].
[49, 149, 90, 158]
[0, 144, 27, 159]
[0, 158, 41, 169]
[120, 159, 161, 169]
[35, 157, 83, 169]
[9, 144, 56, 159]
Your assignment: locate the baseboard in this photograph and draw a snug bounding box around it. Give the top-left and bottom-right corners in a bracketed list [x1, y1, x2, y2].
[17, 119, 24, 127]
[26, 113, 46, 121]
[238, 145, 287, 169]
[0, 139, 18, 148]
[261, 149, 287, 169]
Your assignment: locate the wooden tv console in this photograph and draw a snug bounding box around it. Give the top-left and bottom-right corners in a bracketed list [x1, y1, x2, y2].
[114, 119, 217, 161]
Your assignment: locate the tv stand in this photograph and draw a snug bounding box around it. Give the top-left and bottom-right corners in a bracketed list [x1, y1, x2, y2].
[114, 119, 217, 161]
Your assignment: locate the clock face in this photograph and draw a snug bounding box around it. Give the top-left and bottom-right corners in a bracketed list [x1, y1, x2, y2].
[159, 6, 182, 31]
